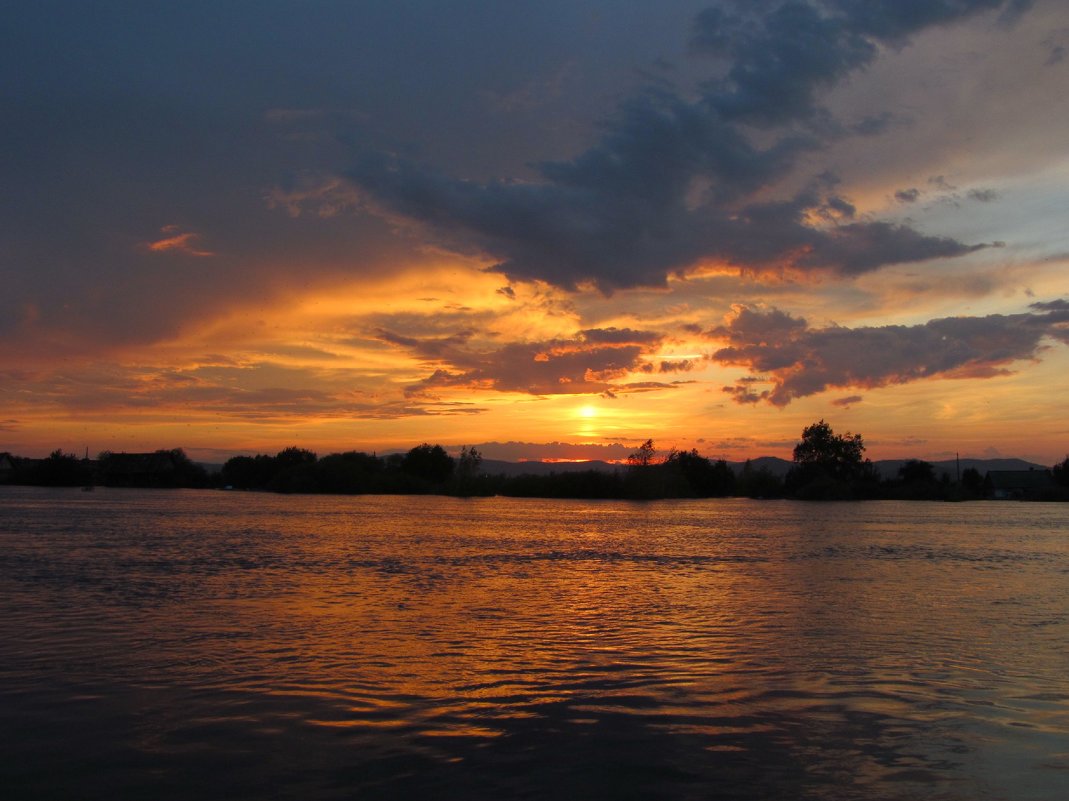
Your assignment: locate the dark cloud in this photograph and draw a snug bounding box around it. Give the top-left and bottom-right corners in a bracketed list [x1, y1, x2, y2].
[6, 2, 691, 350]
[579, 327, 663, 345]
[657, 360, 696, 373]
[712, 301, 1069, 405]
[349, 150, 985, 292]
[832, 394, 864, 407]
[374, 327, 669, 397]
[347, 1, 1026, 292]
[691, 0, 1024, 124]
[895, 188, 921, 203]
[796, 220, 983, 275]
[852, 112, 896, 136]
[967, 188, 999, 202]
[346, 92, 814, 292]
[690, 2, 877, 127]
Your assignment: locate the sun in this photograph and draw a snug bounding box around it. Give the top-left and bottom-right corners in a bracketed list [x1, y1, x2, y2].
[577, 404, 598, 419]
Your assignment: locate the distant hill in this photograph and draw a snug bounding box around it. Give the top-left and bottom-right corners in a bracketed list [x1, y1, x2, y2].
[727, 456, 793, 478]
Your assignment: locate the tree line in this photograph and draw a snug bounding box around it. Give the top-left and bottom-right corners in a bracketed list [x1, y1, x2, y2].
[0, 448, 210, 488]
[215, 423, 1069, 501]
[4, 422, 1069, 500]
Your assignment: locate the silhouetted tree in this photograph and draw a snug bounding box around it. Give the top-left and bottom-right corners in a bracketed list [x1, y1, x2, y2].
[898, 459, 935, 485]
[737, 459, 784, 498]
[269, 447, 318, 492]
[34, 449, 92, 486]
[627, 439, 657, 468]
[788, 420, 874, 499]
[662, 449, 736, 497]
[961, 467, 983, 494]
[222, 454, 277, 489]
[890, 458, 943, 499]
[275, 447, 317, 470]
[454, 446, 484, 496]
[1053, 456, 1069, 488]
[793, 421, 866, 477]
[162, 448, 209, 487]
[315, 451, 384, 493]
[457, 446, 482, 475]
[402, 443, 454, 485]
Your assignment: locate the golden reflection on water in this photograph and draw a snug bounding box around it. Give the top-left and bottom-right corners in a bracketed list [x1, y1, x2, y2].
[1, 489, 1068, 800]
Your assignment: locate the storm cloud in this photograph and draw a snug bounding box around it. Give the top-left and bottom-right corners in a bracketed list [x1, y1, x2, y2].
[347, 0, 1026, 292]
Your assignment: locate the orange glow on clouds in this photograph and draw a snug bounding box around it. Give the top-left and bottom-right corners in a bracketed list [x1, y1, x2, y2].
[144, 226, 214, 257]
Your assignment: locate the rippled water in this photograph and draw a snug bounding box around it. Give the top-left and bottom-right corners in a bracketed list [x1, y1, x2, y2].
[1, 487, 1067, 800]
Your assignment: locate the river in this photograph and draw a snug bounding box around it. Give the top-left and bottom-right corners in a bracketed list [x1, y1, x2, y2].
[1, 487, 1067, 799]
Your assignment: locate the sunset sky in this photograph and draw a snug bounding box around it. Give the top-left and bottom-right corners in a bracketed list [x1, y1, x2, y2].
[3, 0, 1068, 464]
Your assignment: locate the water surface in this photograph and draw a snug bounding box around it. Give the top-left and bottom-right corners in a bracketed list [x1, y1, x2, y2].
[1, 488, 1067, 799]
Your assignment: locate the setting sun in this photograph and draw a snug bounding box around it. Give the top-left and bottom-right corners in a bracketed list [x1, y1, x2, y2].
[577, 404, 598, 419]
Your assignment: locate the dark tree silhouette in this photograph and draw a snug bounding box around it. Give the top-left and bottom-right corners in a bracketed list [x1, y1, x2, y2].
[1054, 456, 1069, 488]
[737, 460, 783, 498]
[35, 449, 92, 486]
[315, 451, 384, 494]
[792, 420, 868, 480]
[663, 449, 736, 497]
[402, 443, 455, 484]
[788, 420, 875, 499]
[454, 446, 485, 496]
[627, 439, 657, 468]
[961, 467, 984, 494]
[275, 447, 317, 469]
[898, 459, 936, 485]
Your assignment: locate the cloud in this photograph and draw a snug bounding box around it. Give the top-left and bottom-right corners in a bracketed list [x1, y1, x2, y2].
[345, 1, 1027, 293]
[689, 2, 878, 127]
[711, 300, 1069, 405]
[374, 326, 669, 397]
[264, 175, 363, 219]
[832, 394, 863, 408]
[144, 226, 214, 257]
[895, 188, 921, 203]
[0, 357, 497, 427]
[1030, 298, 1069, 312]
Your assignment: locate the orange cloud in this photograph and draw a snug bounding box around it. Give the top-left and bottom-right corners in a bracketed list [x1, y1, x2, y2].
[144, 225, 214, 257]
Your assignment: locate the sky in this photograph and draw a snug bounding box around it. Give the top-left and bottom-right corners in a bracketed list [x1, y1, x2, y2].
[3, 0, 1069, 464]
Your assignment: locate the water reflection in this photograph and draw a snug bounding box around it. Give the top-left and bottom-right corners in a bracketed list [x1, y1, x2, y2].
[1, 489, 1067, 799]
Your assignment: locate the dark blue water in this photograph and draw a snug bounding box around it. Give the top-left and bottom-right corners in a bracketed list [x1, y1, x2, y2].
[1, 487, 1067, 799]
